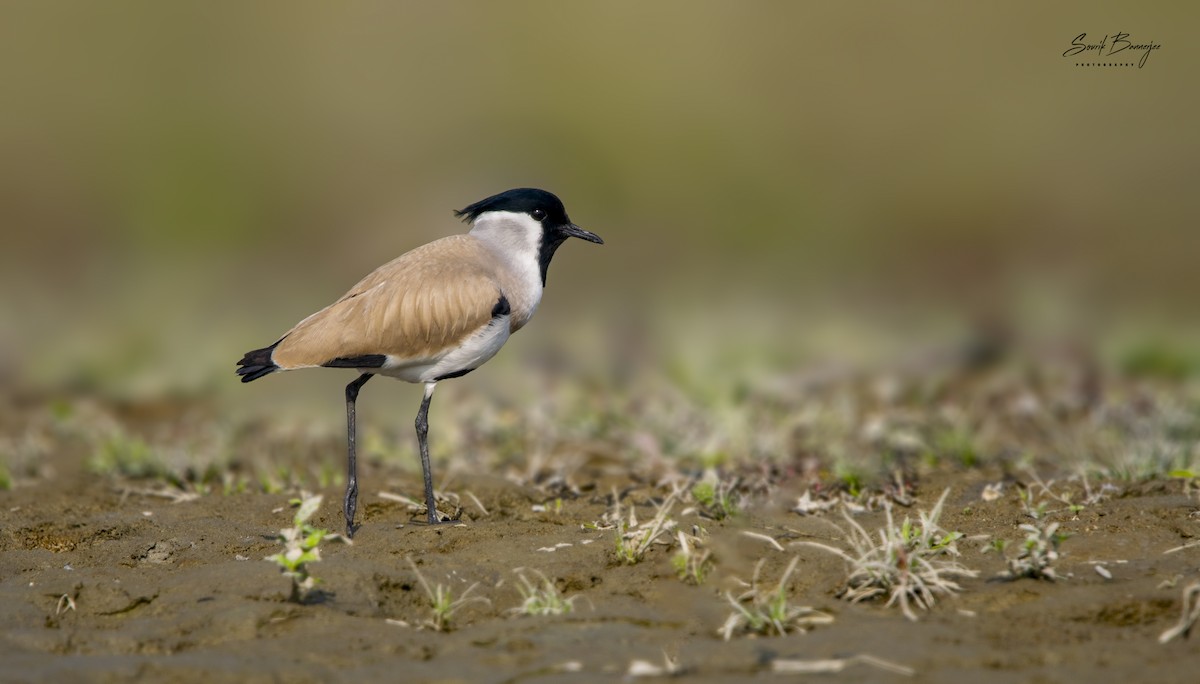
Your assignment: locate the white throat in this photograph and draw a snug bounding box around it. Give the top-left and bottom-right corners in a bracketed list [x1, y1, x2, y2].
[468, 210, 545, 325]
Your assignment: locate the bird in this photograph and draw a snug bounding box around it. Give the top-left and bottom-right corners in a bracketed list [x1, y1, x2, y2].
[236, 188, 602, 537]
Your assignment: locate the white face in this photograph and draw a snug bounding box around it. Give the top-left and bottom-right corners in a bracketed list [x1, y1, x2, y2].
[467, 210, 544, 265]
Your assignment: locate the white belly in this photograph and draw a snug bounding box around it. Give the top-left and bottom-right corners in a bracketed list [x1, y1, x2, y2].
[376, 315, 512, 384]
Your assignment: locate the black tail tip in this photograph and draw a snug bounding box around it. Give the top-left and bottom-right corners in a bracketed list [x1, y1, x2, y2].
[237, 342, 280, 383]
[236, 365, 277, 383]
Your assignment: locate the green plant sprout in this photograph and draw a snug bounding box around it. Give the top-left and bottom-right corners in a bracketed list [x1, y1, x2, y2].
[407, 557, 490, 631]
[995, 520, 1067, 581]
[510, 568, 581, 616]
[690, 476, 740, 520]
[265, 494, 343, 603]
[719, 556, 832, 640]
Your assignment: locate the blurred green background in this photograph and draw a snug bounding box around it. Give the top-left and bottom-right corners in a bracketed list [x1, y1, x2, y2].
[1, 2, 1197, 428]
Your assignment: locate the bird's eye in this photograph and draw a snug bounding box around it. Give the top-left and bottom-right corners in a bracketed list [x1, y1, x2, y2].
[531, 209, 547, 221]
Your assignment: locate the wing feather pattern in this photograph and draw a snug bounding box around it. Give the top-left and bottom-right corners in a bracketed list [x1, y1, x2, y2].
[271, 236, 503, 370]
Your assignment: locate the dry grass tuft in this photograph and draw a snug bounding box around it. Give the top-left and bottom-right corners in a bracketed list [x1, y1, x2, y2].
[794, 489, 976, 621]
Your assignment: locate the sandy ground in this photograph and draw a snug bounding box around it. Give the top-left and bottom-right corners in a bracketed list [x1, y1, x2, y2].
[2, 396, 1200, 684]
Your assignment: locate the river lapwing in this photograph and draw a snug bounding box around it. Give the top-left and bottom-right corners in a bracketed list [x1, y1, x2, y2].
[237, 188, 602, 536]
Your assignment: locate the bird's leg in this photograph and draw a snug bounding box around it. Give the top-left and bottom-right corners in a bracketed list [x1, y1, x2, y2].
[415, 382, 442, 524]
[343, 373, 373, 538]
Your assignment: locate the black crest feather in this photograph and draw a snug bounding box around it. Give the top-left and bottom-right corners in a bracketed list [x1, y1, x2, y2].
[454, 188, 569, 225]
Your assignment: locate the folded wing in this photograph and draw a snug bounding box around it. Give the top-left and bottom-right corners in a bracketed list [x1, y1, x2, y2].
[270, 236, 504, 371]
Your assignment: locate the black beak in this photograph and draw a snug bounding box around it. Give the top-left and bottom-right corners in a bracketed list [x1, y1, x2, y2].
[562, 223, 604, 245]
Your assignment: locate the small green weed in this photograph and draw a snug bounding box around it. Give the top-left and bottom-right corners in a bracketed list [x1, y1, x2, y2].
[690, 476, 740, 520]
[719, 556, 832, 640]
[509, 568, 580, 616]
[407, 557, 490, 631]
[993, 520, 1067, 581]
[265, 494, 344, 602]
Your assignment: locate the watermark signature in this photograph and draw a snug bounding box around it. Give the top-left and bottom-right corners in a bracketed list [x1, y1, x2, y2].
[1063, 32, 1161, 68]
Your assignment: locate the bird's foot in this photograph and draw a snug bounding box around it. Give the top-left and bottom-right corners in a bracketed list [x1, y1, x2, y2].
[417, 506, 460, 525]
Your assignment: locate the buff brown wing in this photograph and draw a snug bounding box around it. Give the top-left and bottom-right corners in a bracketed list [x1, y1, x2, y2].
[263, 236, 505, 372]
